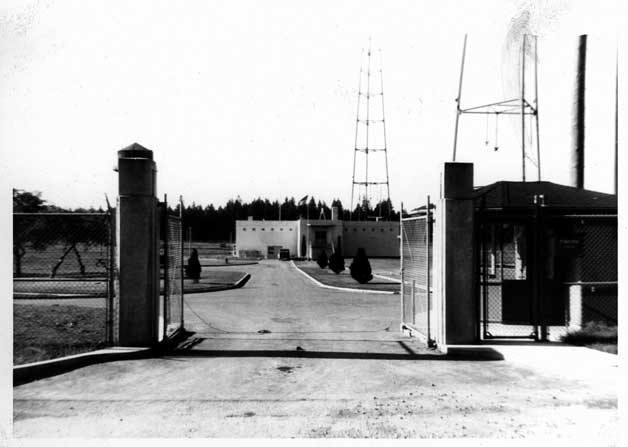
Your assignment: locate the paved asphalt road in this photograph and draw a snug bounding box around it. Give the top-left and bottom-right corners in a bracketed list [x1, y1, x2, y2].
[12, 261, 618, 439]
[183, 261, 401, 343]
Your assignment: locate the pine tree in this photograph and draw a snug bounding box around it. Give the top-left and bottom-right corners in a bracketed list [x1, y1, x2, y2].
[317, 250, 328, 269]
[328, 251, 345, 274]
[350, 248, 373, 284]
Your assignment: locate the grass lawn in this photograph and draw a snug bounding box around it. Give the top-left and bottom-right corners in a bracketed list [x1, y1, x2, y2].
[561, 322, 617, 354]
[295, 262, 399, 293]
[369, 258, 401, 280]
[14, 303, 107, 365]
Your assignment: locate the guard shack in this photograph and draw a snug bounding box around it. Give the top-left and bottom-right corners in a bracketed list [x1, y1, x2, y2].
[475, 181, 617, 341]
[401, 163, 617, 348]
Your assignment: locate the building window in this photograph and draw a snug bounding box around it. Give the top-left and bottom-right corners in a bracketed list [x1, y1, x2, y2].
[363, 228, 366, 232]
[280, 228, 283, 231]
[344, 228, 348, 232]
[289, 228, 293, 231]
[271, 228, 274, 231]
[261, 228, 265, 231]
[252, 228, 256, 231]
[243, 228, 247, 231]
[353, 228, 357, 232]
[381, 229, 384, 232]
[372, 228, 375, 232]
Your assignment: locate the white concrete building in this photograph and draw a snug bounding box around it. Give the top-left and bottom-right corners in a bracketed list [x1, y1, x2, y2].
[236, 207, 399, 259]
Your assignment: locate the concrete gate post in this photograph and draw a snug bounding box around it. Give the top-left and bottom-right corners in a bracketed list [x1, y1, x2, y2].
[114, 143, 159, 346]
[433, 162, 477, 346]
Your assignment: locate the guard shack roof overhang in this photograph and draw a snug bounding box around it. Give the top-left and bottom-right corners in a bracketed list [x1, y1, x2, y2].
[473, 181, 617, 216]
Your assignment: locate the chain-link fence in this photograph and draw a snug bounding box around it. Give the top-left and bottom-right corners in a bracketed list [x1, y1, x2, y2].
[478, 211, 617, 341]
[400, 200, 433, 345]
[13, 212, 114, 365]
[546, 215, 617, 337]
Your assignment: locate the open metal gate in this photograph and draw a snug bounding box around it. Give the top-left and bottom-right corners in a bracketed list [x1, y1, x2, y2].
[400, 197, 434, 346]
[160, 196, 184, 340]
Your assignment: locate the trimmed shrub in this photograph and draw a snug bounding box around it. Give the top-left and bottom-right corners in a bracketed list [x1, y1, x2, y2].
[561, 321, 617, 346]
[328, 251, 345, 274]
[316, 250, 328, 269]
[350, 248, 372, 284]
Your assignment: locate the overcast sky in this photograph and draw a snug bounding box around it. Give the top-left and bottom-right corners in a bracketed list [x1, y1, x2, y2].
[1, 0, 624, 211]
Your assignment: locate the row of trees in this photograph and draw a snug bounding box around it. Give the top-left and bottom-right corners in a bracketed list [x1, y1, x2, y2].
[13, 189, 400, 244]
[179, 197, 399, 241]
[13, 190, 109, 277]
[317, 248, 373, 284]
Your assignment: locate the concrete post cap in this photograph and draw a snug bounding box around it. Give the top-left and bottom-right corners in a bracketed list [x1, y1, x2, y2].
[118, 143, 153, 160]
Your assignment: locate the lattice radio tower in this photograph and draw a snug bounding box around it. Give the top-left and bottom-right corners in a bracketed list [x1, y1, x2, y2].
[452, 34, 541, 181]
[350, 39, 391, 219]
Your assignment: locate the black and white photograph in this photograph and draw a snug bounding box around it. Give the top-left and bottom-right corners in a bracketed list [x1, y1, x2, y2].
[1, 0, 624, 442]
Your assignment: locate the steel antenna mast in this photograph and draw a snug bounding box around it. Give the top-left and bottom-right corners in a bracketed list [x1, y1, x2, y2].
[379, 48, 391, 217]
[365, 37, 372, 209]
[350, 49, 364, 220]
[451, 34, 541, 181]
[350, 39, 392, 219]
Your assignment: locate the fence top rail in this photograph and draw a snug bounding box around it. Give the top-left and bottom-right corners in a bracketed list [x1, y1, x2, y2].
[548, 214, 617, 219]
[481, 280, 617, 286]
[402, 215, 428, 222]
[13, 212, 110, 216]
[477, 207, 616, 215]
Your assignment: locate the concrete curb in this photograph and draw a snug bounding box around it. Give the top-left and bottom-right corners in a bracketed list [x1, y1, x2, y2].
[373, 273, 401, 283]
[200, 261, 259, 267]
[185, 273, 251, 294]
[14, 293, 105, 300]
[14, 274, 252, 299]
[14, 346, 153, 386]
[290, 261, 397, 295]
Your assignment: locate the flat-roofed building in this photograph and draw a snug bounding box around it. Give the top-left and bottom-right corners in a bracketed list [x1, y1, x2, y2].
[235, 207, 399, 259]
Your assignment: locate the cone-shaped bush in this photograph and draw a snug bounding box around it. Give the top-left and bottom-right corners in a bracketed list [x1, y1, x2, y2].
[350, 248, 373, 284]
[316, 250, 328, 269]
[328, 251, 345, 274]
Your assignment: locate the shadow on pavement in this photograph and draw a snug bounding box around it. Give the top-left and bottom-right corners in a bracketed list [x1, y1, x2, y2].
[169, 338, 504, 361]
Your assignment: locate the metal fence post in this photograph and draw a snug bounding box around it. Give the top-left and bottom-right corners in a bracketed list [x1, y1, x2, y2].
[162, 194, 169, 342]
[426, 195, 432, 344]
[180, 195, 185, 330]
[400, 201, 404, 332]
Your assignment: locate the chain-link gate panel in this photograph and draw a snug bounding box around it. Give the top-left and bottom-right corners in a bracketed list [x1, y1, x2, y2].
[164, 215, 184, 338]
[400, 205, 433, 344]
[479, 221, 537, 339]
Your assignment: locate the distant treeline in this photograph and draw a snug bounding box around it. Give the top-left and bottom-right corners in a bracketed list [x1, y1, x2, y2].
[175, 197, 398, 242]
[13, 190, 399, 242]
[13, 189, 105, 213]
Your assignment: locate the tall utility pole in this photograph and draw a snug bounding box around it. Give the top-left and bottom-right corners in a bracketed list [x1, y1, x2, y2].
[570, 35, 587, 189]
[615, 48, 619, 195]
[452, 34, 541, 182]
[350, 39, 391, 219]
